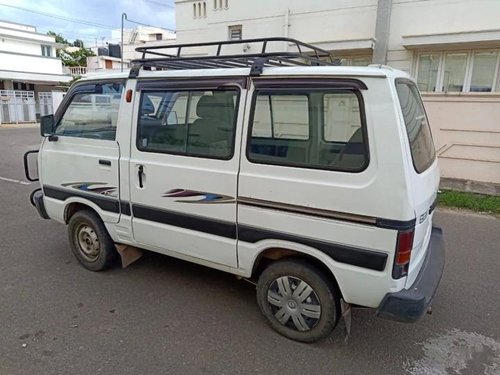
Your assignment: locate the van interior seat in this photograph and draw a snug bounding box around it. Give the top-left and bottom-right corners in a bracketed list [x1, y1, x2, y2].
[188, 94, 235, 156]
[332, 127, 366, 169]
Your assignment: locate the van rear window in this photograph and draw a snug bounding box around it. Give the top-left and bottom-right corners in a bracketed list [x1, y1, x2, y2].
[395, 80, 436, 173]
[248, 89, 368, 172]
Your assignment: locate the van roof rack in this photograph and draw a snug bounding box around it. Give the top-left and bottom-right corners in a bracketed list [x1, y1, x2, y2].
[129, 37, 339, 78]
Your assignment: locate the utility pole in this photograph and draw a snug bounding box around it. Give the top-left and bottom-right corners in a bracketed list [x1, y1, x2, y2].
[121, 13, 127, 72]
[373, 0, 392, 65]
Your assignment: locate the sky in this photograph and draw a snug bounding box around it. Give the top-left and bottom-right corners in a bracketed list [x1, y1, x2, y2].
[0, 0, 176, 46]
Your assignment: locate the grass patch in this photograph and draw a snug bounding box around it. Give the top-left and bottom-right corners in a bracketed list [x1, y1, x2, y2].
[438, 190, 500, 214]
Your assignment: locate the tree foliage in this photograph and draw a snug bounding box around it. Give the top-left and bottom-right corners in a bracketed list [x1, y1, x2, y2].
[73, 39, 84, 48]
[47, 31, 69, 45]
[60, 48, 95, 67]
[46, 31, 94, 67]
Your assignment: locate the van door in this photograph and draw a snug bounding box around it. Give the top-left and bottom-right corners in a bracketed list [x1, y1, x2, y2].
[394, 79, 440, 287]
[128, 79, 245, 268]
[41, 81, 124, 224]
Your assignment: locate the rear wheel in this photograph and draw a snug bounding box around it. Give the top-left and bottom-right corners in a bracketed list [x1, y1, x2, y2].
[68, 210, 118, 271]
[256, 259, 341, 342]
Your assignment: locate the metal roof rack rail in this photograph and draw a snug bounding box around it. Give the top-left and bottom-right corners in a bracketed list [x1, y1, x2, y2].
[129, 37, 339, 78]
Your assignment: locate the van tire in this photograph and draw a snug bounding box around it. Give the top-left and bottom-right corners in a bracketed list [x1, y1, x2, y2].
[67, 209, 118, 272]
[256, 259, 340, 343]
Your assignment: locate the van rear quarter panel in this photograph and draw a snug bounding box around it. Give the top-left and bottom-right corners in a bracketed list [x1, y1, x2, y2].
[238, 77, 414, 307]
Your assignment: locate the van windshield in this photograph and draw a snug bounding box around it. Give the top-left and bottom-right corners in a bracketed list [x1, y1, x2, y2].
[395, 80, 436, 173]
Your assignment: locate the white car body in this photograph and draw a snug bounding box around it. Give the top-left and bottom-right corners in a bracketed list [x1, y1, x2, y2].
[29, 63, 445, 334]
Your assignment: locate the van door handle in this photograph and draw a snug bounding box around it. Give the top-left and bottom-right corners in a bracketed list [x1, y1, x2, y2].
[138, 165, 144, 188]
[99, 159, 111, 166]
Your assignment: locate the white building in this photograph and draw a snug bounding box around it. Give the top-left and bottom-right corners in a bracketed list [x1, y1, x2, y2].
[0, 20, 71, 92]
[83, 26, 176, 75]
[0, 20, 71, 123]
[112, 26, 176, 61]
[174, 0, 500, 190]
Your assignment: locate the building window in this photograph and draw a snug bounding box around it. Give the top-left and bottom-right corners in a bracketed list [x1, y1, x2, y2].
[228, 25, 242, 41]
[41, 45, 52, 57]
[214, 0, 228, 10]
[193, 2, 207, 18]
[155, 33, 163, 41]
[443, 53, 467, 92]
[416, 54, 440, 92]
[335, 55, 372, 66]
[470, 51, 499, 92]
[415, 49, 500, 93]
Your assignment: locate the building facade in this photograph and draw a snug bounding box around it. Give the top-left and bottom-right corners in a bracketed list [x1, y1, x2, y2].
[174, 0, 500, 188]
[0, 20, 71, 123]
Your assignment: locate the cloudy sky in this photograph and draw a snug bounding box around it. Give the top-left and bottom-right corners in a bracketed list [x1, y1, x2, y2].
[0, 0, 175, 46]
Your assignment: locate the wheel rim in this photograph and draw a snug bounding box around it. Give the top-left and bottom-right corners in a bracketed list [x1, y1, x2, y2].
[75, 224, 100, 262]
[267, 276, 322, 332]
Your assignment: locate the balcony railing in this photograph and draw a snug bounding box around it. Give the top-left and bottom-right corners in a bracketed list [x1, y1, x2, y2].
[65, 66, 87, 76]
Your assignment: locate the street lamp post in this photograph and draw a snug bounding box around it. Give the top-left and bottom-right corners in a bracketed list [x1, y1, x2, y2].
[121, 13, 127, 72]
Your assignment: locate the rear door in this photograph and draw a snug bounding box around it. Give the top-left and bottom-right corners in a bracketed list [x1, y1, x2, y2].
[128, 78, 246, 268]
[41, 81, 124, 224]
[394, 79, 439, 287]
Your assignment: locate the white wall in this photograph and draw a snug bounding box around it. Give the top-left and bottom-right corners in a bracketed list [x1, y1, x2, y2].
[0, 37, 51, 55]
[86, 56, 128, 72]
[0, 20, 36, 32]
[0, 21, 64, 75]
[0, 51, 64, 75]
[176, 0, 377, 47]
[111, 26, 176, 44]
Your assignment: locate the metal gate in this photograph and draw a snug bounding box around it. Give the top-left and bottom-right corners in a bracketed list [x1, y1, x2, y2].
[38, 92, 53, 117]
[0, 90, 37, 124]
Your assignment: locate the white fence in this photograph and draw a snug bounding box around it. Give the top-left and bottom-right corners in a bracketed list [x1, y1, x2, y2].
[38, 92, 53, 117]
[0, 90, 56, 124]
[0, 90, 37, 124]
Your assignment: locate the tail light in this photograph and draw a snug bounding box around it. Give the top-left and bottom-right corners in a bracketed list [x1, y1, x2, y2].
[392, 229, 414, 279]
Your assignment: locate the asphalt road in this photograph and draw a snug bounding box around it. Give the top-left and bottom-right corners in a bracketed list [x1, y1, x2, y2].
[1, 127, 499, 375]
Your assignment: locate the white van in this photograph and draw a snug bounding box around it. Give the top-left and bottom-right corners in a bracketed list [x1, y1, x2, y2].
[26, 38, 445, 342]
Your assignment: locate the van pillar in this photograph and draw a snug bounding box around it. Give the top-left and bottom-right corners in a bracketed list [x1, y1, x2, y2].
[373, 0, 393, 65]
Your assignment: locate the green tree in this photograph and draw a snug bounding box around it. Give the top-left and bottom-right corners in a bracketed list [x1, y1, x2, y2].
[60, 48, 95, 67]
[46, 31, 69, 45]
[73, 39, 84, 48]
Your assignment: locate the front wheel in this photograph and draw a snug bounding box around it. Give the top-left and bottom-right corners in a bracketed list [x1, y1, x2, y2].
[68, 210, 118, 271]
[256, 259, 341, 342]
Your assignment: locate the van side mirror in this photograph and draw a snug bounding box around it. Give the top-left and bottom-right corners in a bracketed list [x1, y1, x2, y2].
[40, 115, 54, 137]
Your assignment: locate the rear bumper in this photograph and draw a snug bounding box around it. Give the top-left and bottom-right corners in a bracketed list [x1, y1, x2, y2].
[376, 226, 445, 323]
[30, 189, 50, 220]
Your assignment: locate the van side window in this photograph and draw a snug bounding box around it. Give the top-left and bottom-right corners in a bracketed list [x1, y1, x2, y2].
[137, 89, 239, 159]
[248, 90, 368, 171]
[395, 80, 436, 173]
[252, 95, 309, 140]
[55, 82, 124, 140]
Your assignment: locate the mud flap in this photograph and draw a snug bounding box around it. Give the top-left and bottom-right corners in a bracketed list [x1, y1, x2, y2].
[116, 244, 143, 268]
[341, 299, 352, 344]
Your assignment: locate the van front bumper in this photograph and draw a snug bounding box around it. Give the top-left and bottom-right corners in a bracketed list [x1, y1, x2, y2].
[30, 188, 50, 219]
[376, 226, 445, 323]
